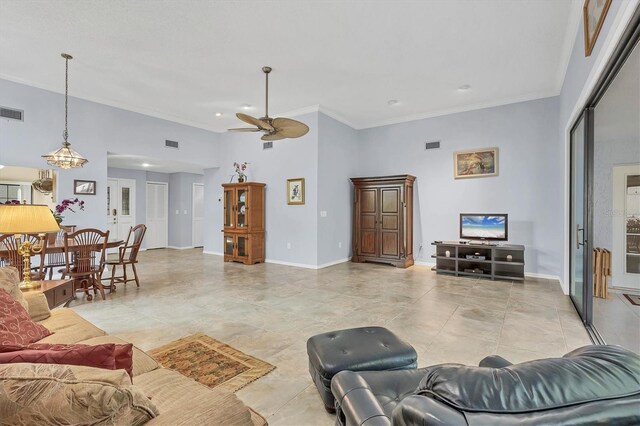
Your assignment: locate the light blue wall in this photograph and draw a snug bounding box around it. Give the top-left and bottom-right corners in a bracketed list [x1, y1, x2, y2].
[203, 112, 319, 267]
[0, 79, 219, 230]
[317, 112, 359, 266]
[357, 97, 562, 276]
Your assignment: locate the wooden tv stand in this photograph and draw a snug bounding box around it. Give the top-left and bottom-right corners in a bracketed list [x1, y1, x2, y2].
[431, 241, 525, 281]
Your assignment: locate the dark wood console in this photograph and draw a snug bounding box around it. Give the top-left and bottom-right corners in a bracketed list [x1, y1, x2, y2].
[431, 241, 525, 281]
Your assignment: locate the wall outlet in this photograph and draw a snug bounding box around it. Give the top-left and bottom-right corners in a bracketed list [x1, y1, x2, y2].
[320, 210, 327, 217]
[287, 242, 291, 249]
[183, 209, 188, 214]
[338, 242, 342, 248]
[175, 210, 179, 215]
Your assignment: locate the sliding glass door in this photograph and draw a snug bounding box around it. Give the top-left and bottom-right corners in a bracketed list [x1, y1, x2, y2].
[570, 110, 593, 323]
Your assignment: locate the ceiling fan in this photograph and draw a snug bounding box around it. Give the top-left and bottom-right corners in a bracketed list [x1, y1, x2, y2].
[228, 66, 309, 141]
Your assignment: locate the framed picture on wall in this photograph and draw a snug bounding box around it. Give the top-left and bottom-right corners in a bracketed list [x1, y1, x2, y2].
[454, 147, 499, 179]
[74, 179, 96, 195]
[287, 178, 305, 205]
[583, 0, 612, 57]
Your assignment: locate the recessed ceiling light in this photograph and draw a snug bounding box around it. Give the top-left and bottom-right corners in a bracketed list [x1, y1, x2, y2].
[141, 163, 151, 168]
[241, 104, 252, 110]
[387, 99, 399, 106]
[215, 112, 223, 117]
[457, 84, 471, 91]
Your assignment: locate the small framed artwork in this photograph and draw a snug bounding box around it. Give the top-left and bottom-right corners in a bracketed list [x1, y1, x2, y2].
[287, 178, 305, 205]
[74, 179, 96, 195]
[583, 0, 612, 57]
[454, 147, 499, 179]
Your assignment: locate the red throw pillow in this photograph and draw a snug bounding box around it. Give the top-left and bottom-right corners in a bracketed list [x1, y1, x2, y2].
[0, 289, 52, 345]
[0, 342, 134, 378]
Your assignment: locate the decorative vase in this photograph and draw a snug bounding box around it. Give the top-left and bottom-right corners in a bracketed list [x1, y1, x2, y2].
[445, 250, 451, 258]
[238, 176, 245, 183]
[507, 255, 513, 262]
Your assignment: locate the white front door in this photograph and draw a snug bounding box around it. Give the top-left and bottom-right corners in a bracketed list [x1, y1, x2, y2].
[106, 178, 136, 242]
[612, 164, 640, 290]
[192, 183, 204, 247]
[146, 182, 169, 249]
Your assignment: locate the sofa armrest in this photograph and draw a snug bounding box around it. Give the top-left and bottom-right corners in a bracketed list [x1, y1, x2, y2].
[478, 355, 513, 368]
[24, 292, 51, 321]
[391, 395, 468, 426]
[332, 370, 391, 426]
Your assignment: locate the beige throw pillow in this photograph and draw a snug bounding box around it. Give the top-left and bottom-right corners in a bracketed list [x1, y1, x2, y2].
[0, 363, 159, 425]
[0, 267, 28, 311]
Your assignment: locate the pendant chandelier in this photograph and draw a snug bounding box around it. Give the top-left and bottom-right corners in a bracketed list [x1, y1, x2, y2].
[42, 53, 88, 169]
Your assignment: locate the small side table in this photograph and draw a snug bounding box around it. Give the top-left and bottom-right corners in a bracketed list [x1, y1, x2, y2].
[21, 279, 74, 309]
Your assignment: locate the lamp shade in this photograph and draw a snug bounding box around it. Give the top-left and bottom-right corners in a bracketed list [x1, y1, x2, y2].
[0, 205, 61, 234]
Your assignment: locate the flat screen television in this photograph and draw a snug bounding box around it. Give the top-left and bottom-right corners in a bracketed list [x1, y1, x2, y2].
[460, 214, 508, 241]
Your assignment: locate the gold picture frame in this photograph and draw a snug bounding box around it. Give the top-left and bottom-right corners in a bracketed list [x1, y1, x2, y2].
[287, 178, 305, 205]
[583, 0, 612, 57]
[454, 148, 499, 179]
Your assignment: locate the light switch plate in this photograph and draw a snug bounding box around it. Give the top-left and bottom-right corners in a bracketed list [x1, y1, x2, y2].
[320, 210, 327, 217]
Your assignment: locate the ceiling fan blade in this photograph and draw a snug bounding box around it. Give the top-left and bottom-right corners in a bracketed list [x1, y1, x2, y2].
[272, 117, 310, 138]
[236, 113, 274, 132]
[228, 128, 261, 132]
[261, 133, 286, 141]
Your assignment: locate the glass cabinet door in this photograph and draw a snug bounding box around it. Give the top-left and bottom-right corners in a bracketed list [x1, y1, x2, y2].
[237, 235, 248, 257]
[236, 188, 247, 228]
[224, 235, 234, 256]
[224, 189, 234, 228]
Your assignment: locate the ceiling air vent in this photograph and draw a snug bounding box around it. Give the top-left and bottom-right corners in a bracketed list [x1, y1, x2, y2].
[0, 107, 23, 121]
[425, 141, 440, 150]
[165, 139, 179, 149]
[263, 141, 273, 150]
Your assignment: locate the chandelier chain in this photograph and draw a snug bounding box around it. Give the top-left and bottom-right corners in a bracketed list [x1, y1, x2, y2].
[63, 55, 69, 143]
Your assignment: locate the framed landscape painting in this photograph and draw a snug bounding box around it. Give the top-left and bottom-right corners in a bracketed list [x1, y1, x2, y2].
[287, 178, 305, 205]
[454, 148, 498, 179]
[73, 179, 96, 195]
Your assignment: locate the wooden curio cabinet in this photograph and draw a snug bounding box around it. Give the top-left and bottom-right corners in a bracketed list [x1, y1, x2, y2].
[351, 175, 415, 268]
[222, 182, 265, 264]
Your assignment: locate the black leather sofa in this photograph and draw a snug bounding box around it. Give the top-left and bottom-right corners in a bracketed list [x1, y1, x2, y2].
[331, 345, 640, 426]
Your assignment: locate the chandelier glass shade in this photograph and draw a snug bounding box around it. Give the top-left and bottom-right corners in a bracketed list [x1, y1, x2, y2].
[42, 53, 88, 169]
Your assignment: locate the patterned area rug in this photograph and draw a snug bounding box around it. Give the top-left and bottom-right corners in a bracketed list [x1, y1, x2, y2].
[623, 294, 640, 306]
[148, 333, 275, 393]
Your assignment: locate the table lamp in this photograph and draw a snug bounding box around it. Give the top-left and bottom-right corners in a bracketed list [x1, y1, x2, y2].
[0, 204, 61, 289]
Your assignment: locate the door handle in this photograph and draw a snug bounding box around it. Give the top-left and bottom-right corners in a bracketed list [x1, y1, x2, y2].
[113, 209, 117, 216]
[576, 225, 585, 249]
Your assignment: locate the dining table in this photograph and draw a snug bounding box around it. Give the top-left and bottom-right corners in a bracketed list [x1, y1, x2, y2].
[0, 237, 124, 257]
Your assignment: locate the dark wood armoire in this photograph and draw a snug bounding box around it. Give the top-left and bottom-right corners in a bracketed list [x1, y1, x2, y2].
[351, 175, 415, 268]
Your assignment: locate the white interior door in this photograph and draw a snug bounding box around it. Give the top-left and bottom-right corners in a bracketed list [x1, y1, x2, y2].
[612, 164, 640, 290]
[146, 182, 168, 249]
[192, 183, 204, 247]
[106, 178, 136, 242]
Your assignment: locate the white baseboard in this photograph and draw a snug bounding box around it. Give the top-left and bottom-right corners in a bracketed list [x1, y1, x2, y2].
[414, 260, 435, 268]
[317, 257, 351, 269]
[166, 246, 196, 250]
[203, 251, 223, 256]
[524, 272, 561, 282]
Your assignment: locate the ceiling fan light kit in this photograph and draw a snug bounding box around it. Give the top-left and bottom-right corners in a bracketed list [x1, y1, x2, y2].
[228, 66, 309, 141]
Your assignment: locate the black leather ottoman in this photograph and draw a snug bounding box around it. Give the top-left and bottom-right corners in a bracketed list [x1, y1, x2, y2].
[307, 326, 417, 413]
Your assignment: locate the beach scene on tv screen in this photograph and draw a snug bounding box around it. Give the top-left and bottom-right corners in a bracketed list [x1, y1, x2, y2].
[462, 215, 506, 239]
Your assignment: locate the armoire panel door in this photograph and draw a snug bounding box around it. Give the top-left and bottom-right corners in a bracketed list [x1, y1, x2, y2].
[359, 188, 378, 256]
[380, 187, 400, 258]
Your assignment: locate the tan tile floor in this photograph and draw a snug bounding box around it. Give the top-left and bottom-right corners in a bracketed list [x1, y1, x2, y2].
[70, 248, 592, 425]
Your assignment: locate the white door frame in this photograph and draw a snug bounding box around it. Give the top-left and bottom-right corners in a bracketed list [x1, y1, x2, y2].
[192, 183, 204, 248]
[106, 177, 136, 243]
[612, 164, 640, 290]
[145, 181, 169, 249]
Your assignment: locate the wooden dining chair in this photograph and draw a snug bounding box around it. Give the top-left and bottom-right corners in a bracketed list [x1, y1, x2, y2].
[44, 225, 75, 279]
[0, 234, 48, 281]
[62, 228, 109, 301]
[103, 224, 146, 292]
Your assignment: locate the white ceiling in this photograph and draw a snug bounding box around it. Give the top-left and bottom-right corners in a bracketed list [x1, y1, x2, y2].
[0, 0, 582, 132]
[107, 153, 204, 175]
